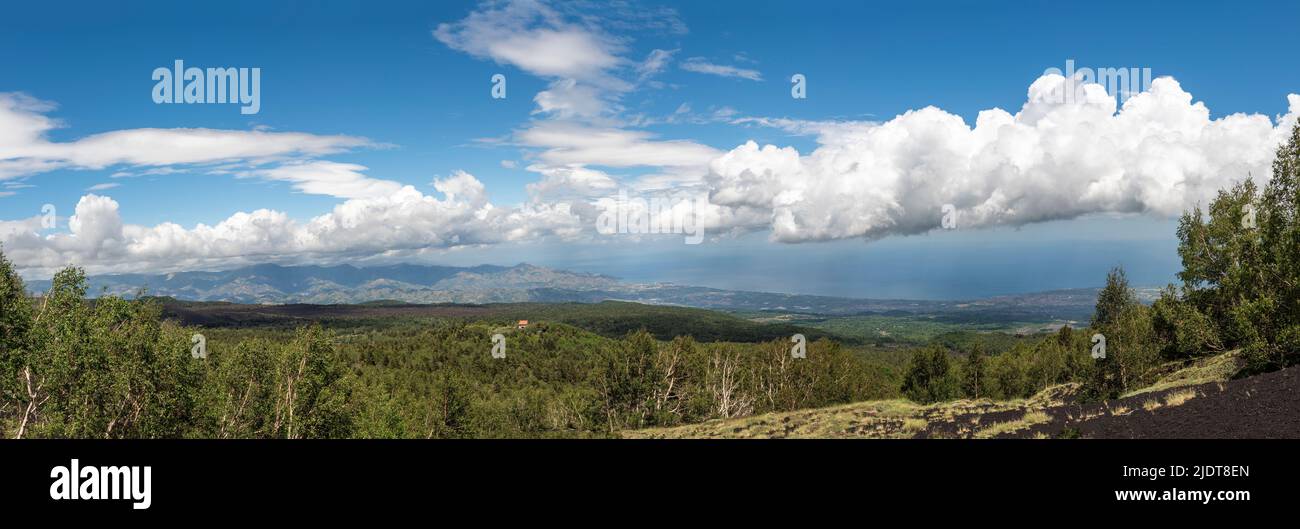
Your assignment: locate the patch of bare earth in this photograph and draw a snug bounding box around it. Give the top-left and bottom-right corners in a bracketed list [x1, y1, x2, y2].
[1023, 366, 1300, 439]
[628, 358, 1300, 439]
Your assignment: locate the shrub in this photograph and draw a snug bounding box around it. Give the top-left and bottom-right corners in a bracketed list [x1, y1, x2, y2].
[901, 346, 959, 404]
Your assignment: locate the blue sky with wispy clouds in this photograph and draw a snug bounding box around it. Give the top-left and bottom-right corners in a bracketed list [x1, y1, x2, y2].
[1, 0, 1298, 298]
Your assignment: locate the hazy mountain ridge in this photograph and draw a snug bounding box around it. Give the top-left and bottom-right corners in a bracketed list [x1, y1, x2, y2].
[26, 263, 595, 304]
[24, 262, 1131, 321]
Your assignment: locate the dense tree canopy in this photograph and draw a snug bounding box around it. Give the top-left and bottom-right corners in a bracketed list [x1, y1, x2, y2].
[1173, 121, 1300, 372]
[0, 249, 892, 438]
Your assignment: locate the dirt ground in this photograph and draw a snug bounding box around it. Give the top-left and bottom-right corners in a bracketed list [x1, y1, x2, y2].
[897, 365, 1299, 439]
[629, 362, 1300, 439]
[1018, 366, 1300, 439]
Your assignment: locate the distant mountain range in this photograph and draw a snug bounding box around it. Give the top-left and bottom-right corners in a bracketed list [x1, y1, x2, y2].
[24, 262, 1158, 322]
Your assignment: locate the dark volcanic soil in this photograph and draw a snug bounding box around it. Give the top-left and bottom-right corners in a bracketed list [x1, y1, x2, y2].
[1012, 366, 1300, 439]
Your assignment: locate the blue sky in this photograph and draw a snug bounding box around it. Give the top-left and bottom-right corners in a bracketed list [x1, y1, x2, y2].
[1, 0, 1298, 298]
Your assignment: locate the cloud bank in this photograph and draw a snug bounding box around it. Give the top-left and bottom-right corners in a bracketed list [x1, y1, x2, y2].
[707, 75, 1300, 242]
[3, 73, 1299, 276]
[1, 171, 583, 277]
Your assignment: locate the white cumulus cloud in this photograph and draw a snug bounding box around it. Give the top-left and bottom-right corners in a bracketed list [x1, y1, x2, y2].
[1, 172, 584, 277]
[706, 74, 1300, 243]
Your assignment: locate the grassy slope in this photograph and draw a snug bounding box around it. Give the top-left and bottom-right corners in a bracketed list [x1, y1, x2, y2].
[626, 350, 1248, 439]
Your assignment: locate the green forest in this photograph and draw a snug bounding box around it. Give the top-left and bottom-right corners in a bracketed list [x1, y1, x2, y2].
[1, 122, 1298, 439]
